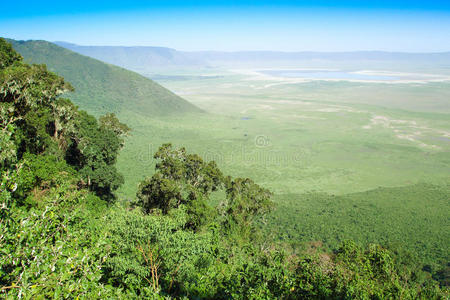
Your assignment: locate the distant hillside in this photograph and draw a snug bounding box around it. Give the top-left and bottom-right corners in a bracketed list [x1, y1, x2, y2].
[55, 42, 450, 71]
[9, 39, 201, 116]
[55, 42, 206, 73]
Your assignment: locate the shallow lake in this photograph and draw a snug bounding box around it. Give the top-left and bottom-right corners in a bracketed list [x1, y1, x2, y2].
[261, 70, 398, 81]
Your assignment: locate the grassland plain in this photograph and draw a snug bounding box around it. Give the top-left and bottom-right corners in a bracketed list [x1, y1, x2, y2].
[116, 71, 449, 269]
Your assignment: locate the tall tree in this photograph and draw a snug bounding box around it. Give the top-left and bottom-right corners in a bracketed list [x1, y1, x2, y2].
[137, 144, 224, 228]
[67, 111, 129, 199]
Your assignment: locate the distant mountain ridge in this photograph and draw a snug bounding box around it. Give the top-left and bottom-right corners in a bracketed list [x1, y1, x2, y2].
[9, 39, 201, 117]
[56, 41, 450, 71]
[54, 41, 205, 72]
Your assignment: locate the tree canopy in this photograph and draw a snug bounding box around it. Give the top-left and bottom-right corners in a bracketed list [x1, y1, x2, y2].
[0, 38, 129, 200]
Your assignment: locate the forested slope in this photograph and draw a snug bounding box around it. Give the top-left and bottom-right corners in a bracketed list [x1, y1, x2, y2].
[9, 39, 201, 117]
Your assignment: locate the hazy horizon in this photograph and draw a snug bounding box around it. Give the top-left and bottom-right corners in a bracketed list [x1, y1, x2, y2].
[51, 41, 450, 54]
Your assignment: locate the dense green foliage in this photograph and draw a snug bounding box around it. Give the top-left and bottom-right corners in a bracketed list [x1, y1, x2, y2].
[0, 38, 129, 199]
[9, 39, 201, 117]
[102, 206, 446, 299]
[1, 38, 448, 298]
[0, 38, 128, 297]
[267, 184, 450, 273]
[67, 111, 129, 199]
[137, 144, 224, 215]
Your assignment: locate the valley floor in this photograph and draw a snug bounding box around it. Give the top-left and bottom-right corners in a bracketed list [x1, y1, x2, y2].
[116, 68, 450, 268]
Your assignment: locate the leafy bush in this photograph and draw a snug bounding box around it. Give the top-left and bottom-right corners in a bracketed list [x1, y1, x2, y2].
[14, 153, 76, 203]
[0, 180, 123, 298]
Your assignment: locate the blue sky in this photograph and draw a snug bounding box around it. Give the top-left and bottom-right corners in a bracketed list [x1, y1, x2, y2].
[1, 1, 450, 52]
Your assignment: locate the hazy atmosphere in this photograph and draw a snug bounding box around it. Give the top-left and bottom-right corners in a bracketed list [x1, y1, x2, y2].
[1, 0, 449, 299]
[3, 0, 450, 51]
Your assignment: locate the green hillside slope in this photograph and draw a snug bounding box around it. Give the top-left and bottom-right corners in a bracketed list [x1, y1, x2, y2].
[9, 39, 201, 116]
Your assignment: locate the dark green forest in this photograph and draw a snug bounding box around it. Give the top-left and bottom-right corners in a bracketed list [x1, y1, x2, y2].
[0, 38, 448, 298]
